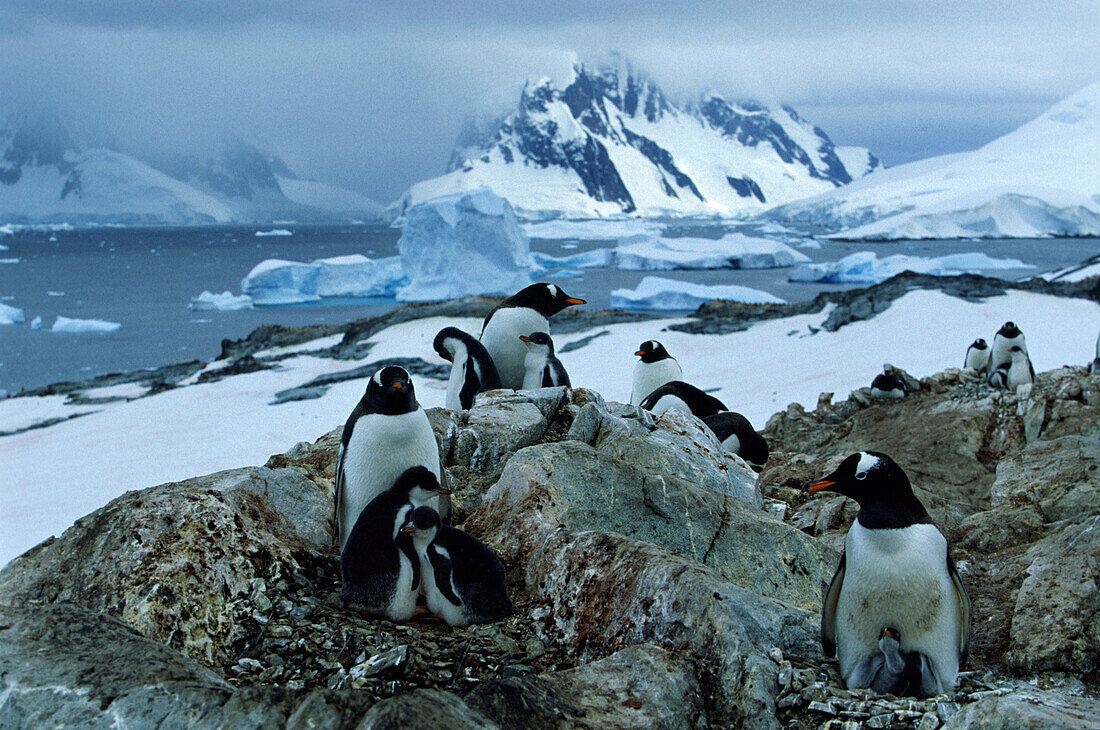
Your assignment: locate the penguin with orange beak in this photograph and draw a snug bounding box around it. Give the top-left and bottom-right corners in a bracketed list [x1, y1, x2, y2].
[480, 283, 585, 389]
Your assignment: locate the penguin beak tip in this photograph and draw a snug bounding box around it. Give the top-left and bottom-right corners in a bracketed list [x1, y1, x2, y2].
[634, 350, 645, 356]
[803, 478, 834, 493]
[565, 297, 585, 305]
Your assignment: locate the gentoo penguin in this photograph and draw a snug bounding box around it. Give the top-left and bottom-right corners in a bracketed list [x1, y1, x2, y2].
[1090, 330, 1100, 374]
[433, 326, 502, 410]
[963, 338, 990, 373]
[335, 366, 449, 551]
[519, 332, 571, 389]
[480, 283, 585, 389]
[870, 365, 907, 399]
[988, 345, 1035, 389]
[703, 412, 769, 472]
[990, 321, 1027, 372]
[340, 466, 450, 621]
[804, 452, 971, 696]
[630, 340, 683, 406]
[848, 627, 933, 698]
[401, 506, 513, 627]
[639, 381, 728, 420]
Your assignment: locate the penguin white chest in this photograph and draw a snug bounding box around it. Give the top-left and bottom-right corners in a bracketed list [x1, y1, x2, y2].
[964, 347, 989, 372]
[991, 334, 1025, 369]
[522, 351, 548, 389]
[837, 522, 960, 689]
[631, 359, 682, 405]
[445, 344, 470, 411]
[1006, 356, 1033, 387]
[481, 308, 549, 389]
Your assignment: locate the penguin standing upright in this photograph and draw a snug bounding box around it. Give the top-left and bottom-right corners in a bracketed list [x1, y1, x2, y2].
[433, 326, 502, 410]
[988, 345, 1035, 389]
[702, 411, 769, 472]
[639, 380, 728, 420]
[804, 452, 971, 696]
[870, 365, 907, 399]
[630, 340, 683, 406]
[480, 283, 585, 389]
[990, 321, 1027, 372]
[1090, 330, 1100, 374]
[963, 338, 990, 373]
[335, 366, 449, 551]
[340, 466, 451, 621]
[401, 506, 513, 627]
[519, 332, 570, 389]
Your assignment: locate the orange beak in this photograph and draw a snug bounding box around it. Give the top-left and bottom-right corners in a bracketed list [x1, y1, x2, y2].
[565, 297, 586, 305]
[401, 526, 415, 534]
[634, 350, 645, 356]
[391, 382, 403, 390]
[436, 487, 452, 495]
[804, 478, 834, 493]
[519, 335, 531, 343]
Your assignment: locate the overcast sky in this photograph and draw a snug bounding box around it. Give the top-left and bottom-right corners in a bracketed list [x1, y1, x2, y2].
[2, 1, 1097, 202]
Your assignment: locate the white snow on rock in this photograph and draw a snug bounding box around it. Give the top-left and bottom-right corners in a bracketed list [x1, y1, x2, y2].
[254, 228, 293, 237]
[611, 275, 785, 310]
[396, 189, 532, 302]
[531, 249, 614, 270]
[188, 291, 255, 311]
[50, 316, 122, 333]
[615, 233, 810, 271]
[1041, 255, 1100, 283]
[0, 302, 24, 325]
[239, 255, 406, 305]
[789, 250, 1033, 285]
[767, 81, 1100, 239]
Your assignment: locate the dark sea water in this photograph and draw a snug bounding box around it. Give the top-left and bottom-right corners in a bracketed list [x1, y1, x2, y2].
[0, 223, 1096, 394]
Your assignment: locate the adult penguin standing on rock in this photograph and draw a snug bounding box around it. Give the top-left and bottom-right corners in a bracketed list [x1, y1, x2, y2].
[990, 321, 1027, 372]
[630, 340, 683, 406]
[804, 452, 970, 697]
[480, 283, 585, 389]
[335, 366, 449, 551]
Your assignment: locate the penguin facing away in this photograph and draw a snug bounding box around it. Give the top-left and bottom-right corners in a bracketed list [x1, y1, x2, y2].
[702, 411, 769, 472]
[480, 283, 585, 389]
[963, 338, 990, 373]
[639, 380, 728, 420]
[335, 366, 449, 551]
[340, 466, 450, 621]
[630, 340, 683, 406]
[401, 506, 513, 627]
[519, 332, 571, 389]
[804, 452, 971, 696]
[870, 365, 907, 399]
[433, 326, 502, 410]
[988, 345, 1034, 389]
[990, 321, 1026, 372]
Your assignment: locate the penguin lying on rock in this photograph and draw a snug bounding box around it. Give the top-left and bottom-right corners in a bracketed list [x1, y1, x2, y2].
[519, 332, 570, 388]
[804, 452, 971, 697]
[639, 380, 728, 420]
[870, 365, 907, 400]
[480, 283, 585, 389]
[335, 366, 449, 551]
[434, 326, 501, 410]
[703, 412, 769, 472]
[631, 340, 682, 406]
[401, 505, 512, 627]
[340, 466, 450, 621]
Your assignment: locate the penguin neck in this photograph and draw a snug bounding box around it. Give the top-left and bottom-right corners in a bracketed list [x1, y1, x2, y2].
[854, 492, 932, 530]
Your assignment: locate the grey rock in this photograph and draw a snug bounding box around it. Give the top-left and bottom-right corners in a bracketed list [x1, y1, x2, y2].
[355, 689, 499, 730]
[941, 687, 1100, 729]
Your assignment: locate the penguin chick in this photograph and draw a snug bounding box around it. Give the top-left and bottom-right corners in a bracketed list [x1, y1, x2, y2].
[335, 366, 449, 551]
[631, 340, 683, 406]
[480, 283, 585, 389]
[433, 326, 502, 410]
[519, 331, 571, 389]
[963, 338, 990, 373]
[702, 411, 769, 472]
[990, 321, 1027, 372]
[870, 365, 907, 399]
[401, 506, 513, 627]
[638, 380, 728, 420]
[988, 345, 1034, 389]
[804, 452, 971, 695]
[340, 466, 450, 621]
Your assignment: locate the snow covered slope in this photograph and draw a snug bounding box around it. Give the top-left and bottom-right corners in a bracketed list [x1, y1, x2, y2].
[765, 82, 1100, 239]
[390, 60, 881, 221]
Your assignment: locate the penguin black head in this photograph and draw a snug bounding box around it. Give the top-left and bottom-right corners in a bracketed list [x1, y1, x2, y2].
[433, 326, 467, 362]
[519, 331, 555, 354]
[505, 283, 586, 318]
[391, 466, 451, 501]
[635, 340, 672, 363]
[970, 338, 988, 350]
[802, 451, 931, 529]
[364, 366, 418, 416]
[997, 322, 1022, 338]
[400, 505, 442, 543]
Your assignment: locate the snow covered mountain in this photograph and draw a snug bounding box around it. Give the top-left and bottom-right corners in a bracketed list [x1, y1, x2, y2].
[764, 81, 1100, 239]
[389, 60, 882, 221]
[0, 116, 382, 226]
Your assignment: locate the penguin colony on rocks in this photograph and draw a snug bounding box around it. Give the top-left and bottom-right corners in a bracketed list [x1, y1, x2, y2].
[333, 284, 1100, 697]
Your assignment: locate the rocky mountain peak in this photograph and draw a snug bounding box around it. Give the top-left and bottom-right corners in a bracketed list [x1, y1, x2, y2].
[0, 111, 79, 185]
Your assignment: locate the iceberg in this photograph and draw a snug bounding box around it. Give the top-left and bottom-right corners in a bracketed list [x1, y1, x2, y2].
[0, 258, 18, 264]
[611, 276, 785, 311]
[30, 315, 42, 330]
[241, 259, 321, 305]
[523, 218, 663, 240]
[531, 249, 613, 270]
[789, 250, 1033, 285]
[254, 229, 293, 237]
[188, 291, 255, 311]
[615, 233, 810, 271]
[396, 189, 532, 302]
[239, 254, 407, 305]
[0, 302, 24, 325]
[51, 316, 122, 333]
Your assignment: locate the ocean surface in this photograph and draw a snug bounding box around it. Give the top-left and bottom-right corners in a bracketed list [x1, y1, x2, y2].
[0, 223, 1096, 394]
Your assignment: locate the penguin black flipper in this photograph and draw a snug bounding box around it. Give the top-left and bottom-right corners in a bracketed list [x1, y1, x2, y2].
[444, 525, 513, 620]
[947, 545, 972, 661]
[460, 356, 483, 410]
[396, 532, 421, 591]
[428, 544, 463, 607]
[542, 358, 570, 387]
[821, 551, 846, 658]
